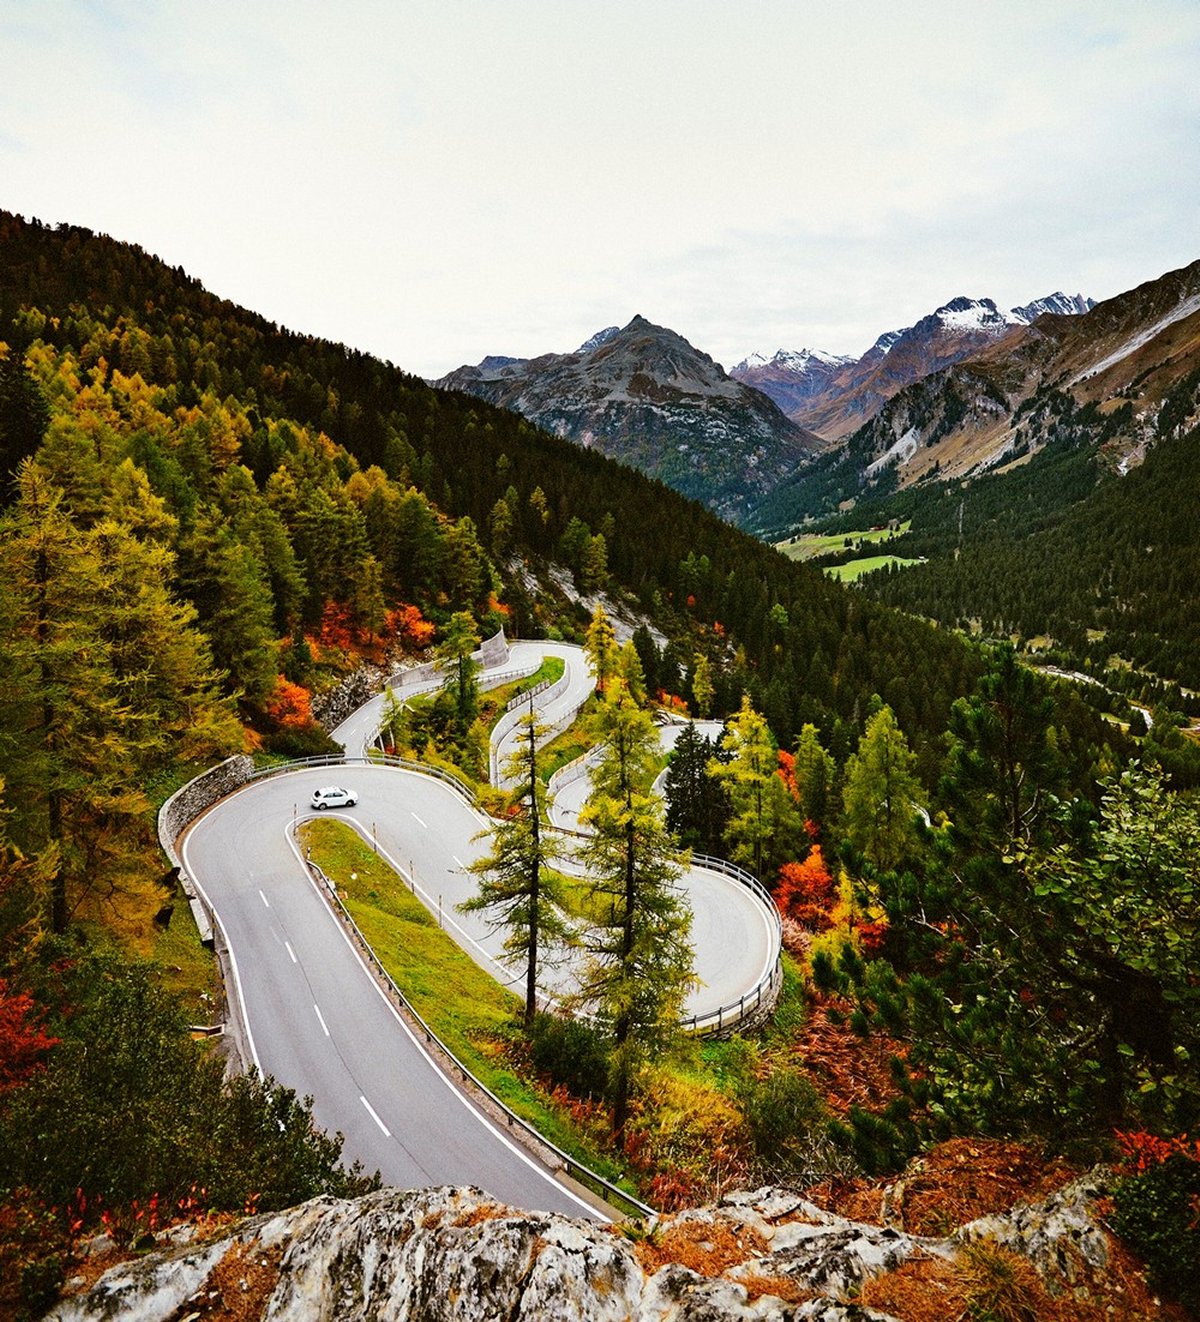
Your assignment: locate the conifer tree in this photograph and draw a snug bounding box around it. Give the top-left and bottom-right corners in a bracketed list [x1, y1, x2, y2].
[461, 699, 570, 1028]
[435, 610, 481, 730]
[664, 722, 727, 854]
[842, 704, 922, 872]
[793, 723, 837, 829]
[583, 603, 618, 693]
[576, 682, 693, 1144]
[690, 652, 714, 717]
[709, 695, 800, 879]
[614, 639, 646, 706]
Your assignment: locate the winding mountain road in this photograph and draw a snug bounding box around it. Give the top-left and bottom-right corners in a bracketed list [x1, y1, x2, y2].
[179, 640, 776, 1217]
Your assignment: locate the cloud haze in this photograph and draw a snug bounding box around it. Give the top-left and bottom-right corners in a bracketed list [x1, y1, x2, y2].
[2, 1, 1196, 376]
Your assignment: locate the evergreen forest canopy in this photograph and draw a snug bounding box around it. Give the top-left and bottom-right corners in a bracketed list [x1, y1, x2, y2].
[750, 350, 1200, 703]
[0, 211, 1197, 1313]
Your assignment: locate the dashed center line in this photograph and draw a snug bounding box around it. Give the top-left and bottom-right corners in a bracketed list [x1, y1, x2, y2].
[360, 1095, 391, 1137]
[284, 941, 297, 963]
[410, 811, 427, 829]
[313, 1003, 330, 1037]
[259, 889, 270, 908]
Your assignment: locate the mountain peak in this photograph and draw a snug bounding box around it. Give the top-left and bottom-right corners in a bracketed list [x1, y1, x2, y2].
[576, 326, 620, 354]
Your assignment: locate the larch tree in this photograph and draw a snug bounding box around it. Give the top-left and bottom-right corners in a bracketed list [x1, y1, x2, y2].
[576, 681, 693, 1145]
[0, 462, 236, 933]
[690, 652, 714, 718]
[841, 704, 923, 872]
[583, 603, 618, 694]
[709, 695, 800, 880]
[460, 697, 570, 1028]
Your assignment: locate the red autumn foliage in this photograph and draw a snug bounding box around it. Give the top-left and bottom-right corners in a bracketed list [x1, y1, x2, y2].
[777, 748, 797, 799]
[387, 603, 435, 649]
[774, 846, 835, 928]
[856, 919, 890, 955]
[1115, 1129, 1200, 1173]
[317, 602, 356, 651]
[264, 676, 313, 730]
[0, 980, 59, 1092]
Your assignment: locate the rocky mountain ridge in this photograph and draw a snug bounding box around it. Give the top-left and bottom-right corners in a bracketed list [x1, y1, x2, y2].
[835, 260, 1200, 492]
[733, 292, 1095, 441]
[746, 260, 1200, 532]
[434, 315, 823, 521]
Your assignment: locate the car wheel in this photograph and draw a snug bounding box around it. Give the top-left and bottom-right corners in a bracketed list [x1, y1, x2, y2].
[316, 802, 327, 810]
[347, 797, 357, 807]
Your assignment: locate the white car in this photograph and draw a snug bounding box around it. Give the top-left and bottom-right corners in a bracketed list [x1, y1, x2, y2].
[311, 785, 358, 810]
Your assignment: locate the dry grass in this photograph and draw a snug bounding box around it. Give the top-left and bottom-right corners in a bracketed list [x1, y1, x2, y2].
[116, 1238, 285, 1321]
[632, 1216, 767, 1278]
[807, 1138, 1078, 1235]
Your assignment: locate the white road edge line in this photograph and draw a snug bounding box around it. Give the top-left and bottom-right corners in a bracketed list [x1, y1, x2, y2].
[314, 1003, 330, 1037]
[181, 829, 263, 1077]
[360, 1094, 391, 1137]
[284, 827, 601, 1221]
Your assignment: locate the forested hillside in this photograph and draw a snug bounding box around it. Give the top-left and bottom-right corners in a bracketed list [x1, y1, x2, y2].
[0, 211, 981, 763]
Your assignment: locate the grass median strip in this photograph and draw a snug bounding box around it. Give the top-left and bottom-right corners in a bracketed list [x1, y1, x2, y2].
[296, 816, 632, 1191]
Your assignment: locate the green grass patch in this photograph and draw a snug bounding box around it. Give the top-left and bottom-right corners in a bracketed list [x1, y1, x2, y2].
[775, 521, 910, 561]
[825, 554, 924, 582]
[482, 656, 565, 733]
[297, 818, 634, 1193]
[148, 900, 222, 1013]
[537, 695, 601, 783]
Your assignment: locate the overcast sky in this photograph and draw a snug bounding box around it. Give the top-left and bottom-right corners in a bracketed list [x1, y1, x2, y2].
[2, 2, 1198, 378]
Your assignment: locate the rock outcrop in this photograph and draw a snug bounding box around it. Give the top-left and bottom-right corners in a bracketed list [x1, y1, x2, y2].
[52, 1173, 1129, 1321]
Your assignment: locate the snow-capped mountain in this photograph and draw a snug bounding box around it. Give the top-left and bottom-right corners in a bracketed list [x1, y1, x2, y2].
[746, 261, 1200, 533]
[1011, 292, 1096, 324]
[730, 347, 855, 418]
[435, 316, 824, 520]
[735, 291, 1095, 440]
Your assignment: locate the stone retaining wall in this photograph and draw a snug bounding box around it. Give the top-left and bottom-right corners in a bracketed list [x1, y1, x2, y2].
[158, 754, 256, 944]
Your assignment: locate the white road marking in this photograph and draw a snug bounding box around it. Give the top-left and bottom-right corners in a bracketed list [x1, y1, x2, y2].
[284, 941, 297, 963]
[360, 1094, 391, 1137]
[411, 811, 427, 829]
[313, 1003, 330, 1036]
[259, 889, 270, 908]
[452, 855, 464, 868]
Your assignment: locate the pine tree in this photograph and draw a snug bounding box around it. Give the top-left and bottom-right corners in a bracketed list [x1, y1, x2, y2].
[664, 722, 727, 854]
[435, 610, 481, 731]
[460, 699, 570, 1028]
[793, 723, 836, 829]
[576, 682, 693, 1144]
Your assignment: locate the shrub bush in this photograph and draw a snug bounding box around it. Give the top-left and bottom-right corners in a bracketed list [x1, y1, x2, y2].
[528, 1012, 610, 1101]
[1111, 1153, 1200, 1314]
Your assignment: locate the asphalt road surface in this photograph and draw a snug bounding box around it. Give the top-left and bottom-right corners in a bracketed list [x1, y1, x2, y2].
[180, 642, 776, 1216]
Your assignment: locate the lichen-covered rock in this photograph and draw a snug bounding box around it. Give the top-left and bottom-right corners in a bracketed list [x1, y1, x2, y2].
[49, 1175, 1126, 1322]
[954, 1170, 1112, 1290]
